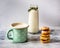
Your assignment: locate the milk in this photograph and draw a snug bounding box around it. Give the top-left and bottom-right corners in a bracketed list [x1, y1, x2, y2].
[28, 6, 39, 33]
[12, 23, 28, 29]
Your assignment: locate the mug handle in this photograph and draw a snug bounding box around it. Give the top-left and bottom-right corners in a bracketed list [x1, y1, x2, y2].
[7, 29, 13, 40]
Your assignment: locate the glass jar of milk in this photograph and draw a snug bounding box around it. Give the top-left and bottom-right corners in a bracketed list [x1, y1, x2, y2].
[28, 5, 39, 34]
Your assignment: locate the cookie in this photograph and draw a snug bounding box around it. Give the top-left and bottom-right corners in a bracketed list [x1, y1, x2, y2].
[40, 26, 50, 31]
[41, 31, 50, 35]
[40, 36, 50, 40]
[40, 40, 50, 43]
[40, 34, 50, 37]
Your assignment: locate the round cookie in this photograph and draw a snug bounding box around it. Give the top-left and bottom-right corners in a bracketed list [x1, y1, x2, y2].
[40, 38, 50, 41]
[41, 31, 50, 35]
[40, 34, 50, 37]
[40, 36, 50, 40]
[40, 26, 50, 31]
[40, 40, 50, 43]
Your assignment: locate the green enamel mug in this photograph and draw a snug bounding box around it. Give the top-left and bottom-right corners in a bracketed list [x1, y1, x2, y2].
[7, 22, 29, 43]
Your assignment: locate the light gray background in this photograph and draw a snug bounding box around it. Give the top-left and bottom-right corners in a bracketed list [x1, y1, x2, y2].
[0, 0, 60, 30]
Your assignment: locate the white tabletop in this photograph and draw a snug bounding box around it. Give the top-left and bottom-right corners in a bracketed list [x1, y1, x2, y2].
[0, 30, 60, 48]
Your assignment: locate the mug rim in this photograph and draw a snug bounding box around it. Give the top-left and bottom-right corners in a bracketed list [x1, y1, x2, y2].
[11, 22, 29, 29]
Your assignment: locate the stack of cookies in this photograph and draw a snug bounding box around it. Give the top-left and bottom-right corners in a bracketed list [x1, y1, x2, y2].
[40, 27, 50, 43]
